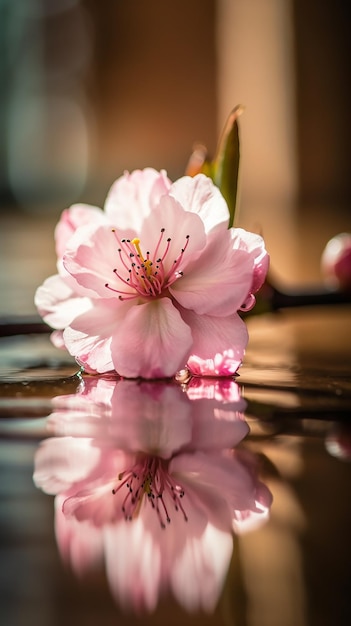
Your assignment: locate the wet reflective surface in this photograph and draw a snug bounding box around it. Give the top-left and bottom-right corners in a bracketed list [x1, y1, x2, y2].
[1, 306, 351, 626]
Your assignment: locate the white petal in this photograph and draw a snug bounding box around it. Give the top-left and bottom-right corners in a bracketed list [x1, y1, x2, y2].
[170, 523, 233, 612]
[104, 168, 171, 230]
[64, 300, 131, 373]
[169, 174, 230, 233]
[33, 437, 100, 494]
[104, 520, 162, 612]
[55, 204, 106, 259]
[34, 274, 92, 329]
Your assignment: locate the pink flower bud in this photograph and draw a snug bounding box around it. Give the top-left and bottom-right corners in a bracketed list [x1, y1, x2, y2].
[321, 233, 351, 292]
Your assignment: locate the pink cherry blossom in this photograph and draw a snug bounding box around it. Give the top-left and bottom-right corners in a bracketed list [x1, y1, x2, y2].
[35, 168, 268, 378]
[33, 377, 272, 612]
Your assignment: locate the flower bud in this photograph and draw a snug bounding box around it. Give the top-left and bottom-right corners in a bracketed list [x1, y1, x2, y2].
[321, 233, 351, 292]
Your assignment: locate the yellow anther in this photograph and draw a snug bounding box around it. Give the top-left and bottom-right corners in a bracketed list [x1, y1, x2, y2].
[144, 475, 152, 495]
[131, 238, 152, 277]
[131, 237, 143, 259]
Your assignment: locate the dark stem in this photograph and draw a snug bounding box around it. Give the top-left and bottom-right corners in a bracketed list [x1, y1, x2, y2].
[270, 286, 351, 310]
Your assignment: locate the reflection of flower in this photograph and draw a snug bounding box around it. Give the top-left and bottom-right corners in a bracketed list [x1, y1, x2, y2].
[34, 377, 272, 612]
[35, 169, 268, 378]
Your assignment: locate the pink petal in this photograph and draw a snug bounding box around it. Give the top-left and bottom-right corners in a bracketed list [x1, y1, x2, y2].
[181, 309, 248, 376]
[170, 224, 254, 316]
[232, 228, 270, 301]
[64, 300, 131, 373]
[34, 274, 92, 329]
[139, 195, 207, 273]
[104, 168, 171, 230]
[50, 330, 65, 348]
[169, 174, 230, 233]
[111, 298, 193, 378]
[55, 204, 106, 259]
[63, 224, 136, 298]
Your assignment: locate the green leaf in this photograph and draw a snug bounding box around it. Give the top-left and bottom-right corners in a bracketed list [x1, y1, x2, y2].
[213, 105, 243, 228]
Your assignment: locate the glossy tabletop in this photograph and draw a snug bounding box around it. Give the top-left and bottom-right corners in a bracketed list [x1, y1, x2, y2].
[1, 304, 350, 626]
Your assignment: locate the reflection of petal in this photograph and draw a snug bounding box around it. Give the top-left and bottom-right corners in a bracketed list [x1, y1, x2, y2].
[171, 523, 233, 612]
[104, 519, 162, 612]
[33, 377, 272, 614]
[186, 376, 245, 403]
[55, 495, 103, 576]
[190, 414, 249, 453]
[185, 377, 250, 448]
[171, 452, 257, 521]
[109, 381, 193, 458]
[231, 448, 274, 534]
[34, 437, 101, 494]
[49, 379, 194, 456]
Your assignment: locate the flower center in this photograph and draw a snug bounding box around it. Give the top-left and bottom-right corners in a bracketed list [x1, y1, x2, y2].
[105, 228, 190, 301]
[112, 455, 188, 528]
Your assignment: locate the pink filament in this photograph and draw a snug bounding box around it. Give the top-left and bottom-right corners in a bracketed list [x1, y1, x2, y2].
[105, 228, 190, 300]
[112, 455, 188, 529]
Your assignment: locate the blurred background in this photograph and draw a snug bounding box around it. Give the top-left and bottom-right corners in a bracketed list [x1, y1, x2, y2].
[0, 0, 350, 315]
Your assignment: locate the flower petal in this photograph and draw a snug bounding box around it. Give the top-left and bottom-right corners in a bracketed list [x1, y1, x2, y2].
[55, 204, 106, 259]
[63, 224, 136, 298]
[104, 168, 171, 229]
[64, 300, 131, 373]
[111, 298, 193, 378]
[140, 194, 207, 272]
[170, 224, 254, 316]
[232, 228, 270, 310]
[181, 309, 248, 376]
[34, 274, 92, 329]
[169, 174, 230, 233]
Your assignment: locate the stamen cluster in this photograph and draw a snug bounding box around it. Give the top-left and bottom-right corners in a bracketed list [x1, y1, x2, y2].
[112, 455, 188, 529]
[105, 228, 190, 300]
